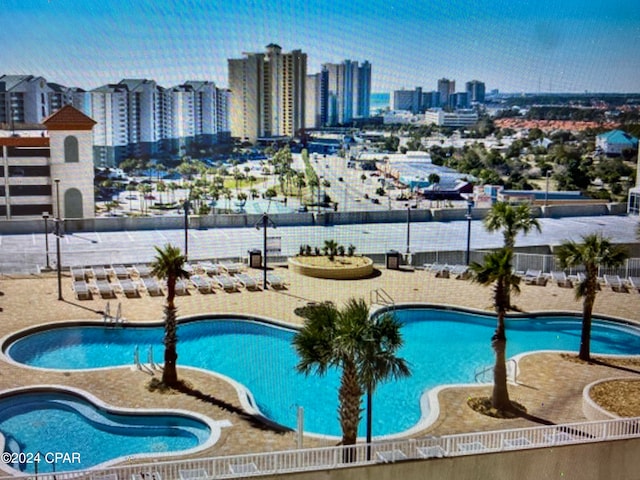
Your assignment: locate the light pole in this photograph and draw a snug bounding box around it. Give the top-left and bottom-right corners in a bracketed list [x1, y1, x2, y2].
[42, 212, 51, 271]
[465, 198, 474, 266]
[405, 203, 411, 265]
[183, 199, 190, 260]
[54, 179, 63, 301]
[255, 213, 276, 290]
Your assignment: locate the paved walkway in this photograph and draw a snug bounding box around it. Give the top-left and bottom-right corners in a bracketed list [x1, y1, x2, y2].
[0, 265, 639, 462]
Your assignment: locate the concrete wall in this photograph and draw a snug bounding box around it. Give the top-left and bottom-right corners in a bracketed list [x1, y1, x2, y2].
[0, 203, 629, 235]
[252, 439, 640, 480]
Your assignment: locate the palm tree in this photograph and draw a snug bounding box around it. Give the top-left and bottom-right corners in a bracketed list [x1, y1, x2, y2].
[484, 202, 541, 250]
[470, 248, 521, 411]
[484, 202, 541, 308]
[347, 298, 409, 458]
[556, 234, 628, 361]
[150, 244, 188, 387]
[323, 239, 340, 261]
[293, 299, 409, 460]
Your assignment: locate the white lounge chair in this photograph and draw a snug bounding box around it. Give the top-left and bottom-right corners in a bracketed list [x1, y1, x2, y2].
[221, 262, 243, 275]
[417, 445, 445, 458]
[266, 272, 286, 289]
[179, 469, 208, 480]
[551, 271, 572, 288]
[427, 263, 449, 278]
[131, 472, 162, 480]
[73, 280, 92, 300]
[95, 279, 116, 299]
[141, 277, 163, 296]
[212, 275, 239, 292]
[626, 276, 640, 292]
[449, 264, 470, 280]
[111, 264, 129, 279]
[191, 275, 213, 293]
[91, 265, 109, 280]
[118, 278, 139, 298]
[234, 273, 260, 290]
[174, 278, 189, 295]
[198, 261, 222, 276]
[71, 266, 87, 281]
[228, 462, 258, 475]
[604, 274, 626, 292]
[376, 448, 407, 463]
[132, 264, 152, 278]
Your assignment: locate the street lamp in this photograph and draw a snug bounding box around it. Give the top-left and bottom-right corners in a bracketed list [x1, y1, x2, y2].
[54, 179, 63, 301]
[404, 203, 412, 266]
[42, 212, 51, 271]
[183, 199, 190, 260]
[465, 197, 474, 265]
[255, 212, 276, 290]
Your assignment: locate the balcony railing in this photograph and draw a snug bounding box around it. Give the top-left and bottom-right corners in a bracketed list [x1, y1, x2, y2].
[2, 416, 638, 480]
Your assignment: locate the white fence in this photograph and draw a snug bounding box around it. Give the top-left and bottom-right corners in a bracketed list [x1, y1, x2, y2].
[4, 417, 639, 480]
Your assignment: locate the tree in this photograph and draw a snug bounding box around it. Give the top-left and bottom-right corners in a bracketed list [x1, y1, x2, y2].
[484, 202, 541, 250]
[322, 239, 339, 261]
[556, 234, 628, 361]
[293, 299, 409, 460]
[470, 248, 521, 411]
[150, 244, 188, 386]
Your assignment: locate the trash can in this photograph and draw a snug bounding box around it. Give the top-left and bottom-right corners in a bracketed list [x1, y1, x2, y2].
[386, 250, 401, 270]
[248, 249, 262, 269]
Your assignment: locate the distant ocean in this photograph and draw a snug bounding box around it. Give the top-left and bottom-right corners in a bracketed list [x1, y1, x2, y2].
[370, 93, 390, 112]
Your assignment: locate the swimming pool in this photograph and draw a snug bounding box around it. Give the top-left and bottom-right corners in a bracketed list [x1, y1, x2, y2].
[4, 307, 640, 438]
[0, 387, 214, 474]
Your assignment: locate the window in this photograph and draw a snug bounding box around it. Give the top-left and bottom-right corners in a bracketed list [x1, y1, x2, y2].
[64, 135, 79, 163]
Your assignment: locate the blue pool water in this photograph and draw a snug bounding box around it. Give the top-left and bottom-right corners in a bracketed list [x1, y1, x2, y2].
[6, 308, 640, 438]
[239, 200, 294, 214]
[0, 391, 211, 473]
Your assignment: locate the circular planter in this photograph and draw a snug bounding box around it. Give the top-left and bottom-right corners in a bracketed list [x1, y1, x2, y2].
[288, 255, 374, 280]
[582, 377, 640, 420]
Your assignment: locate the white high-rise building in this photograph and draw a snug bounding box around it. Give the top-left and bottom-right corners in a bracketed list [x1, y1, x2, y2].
[229, 44, 307, 142]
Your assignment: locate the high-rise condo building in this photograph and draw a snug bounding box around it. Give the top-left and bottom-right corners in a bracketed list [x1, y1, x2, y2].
[229, 44, 307, 142]
[465, 80, 486, 104]
[305, 60, 371, 128]
[393, 87, 423, 113]
[437, 78, 455, 108]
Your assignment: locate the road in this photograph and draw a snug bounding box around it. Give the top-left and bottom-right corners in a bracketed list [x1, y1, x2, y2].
[1, 215, 637, 274]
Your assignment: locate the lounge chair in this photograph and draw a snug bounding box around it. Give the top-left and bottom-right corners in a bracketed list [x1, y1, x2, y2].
[376, 448, 407, 463]
[141, 277, 163, 296]
[228, 462, 258, 475]
[92, 474, 118, 480]
[198, 261, 222, 276]
[132, 264, 152, 278]
[179, 469, 208, 480]
[111, 264, 129, 279]
[234, 272, 260, 290]
[626, 276, 640, 292]
[95, 279, 116, 299]
[118, 278, 139, 298]
[212, 275, 239, 292]
[266, 272, 286, 289]
[551, 271, 572, 288]
[73, 280, 92, 300]
[71, 266, 87, 281]
[604, 274, 626, 292]
[174, 278, 189, 295]
[190, 275, 213, 294]
[91, 265, 109, 280]
[131, 472, 162, 480]
[523, 269, 546, 285]
[417, 445, 445, 458]
[221, 262, 243, 275]
[427, 263, 449, 278]
[448, 264, 470, 280]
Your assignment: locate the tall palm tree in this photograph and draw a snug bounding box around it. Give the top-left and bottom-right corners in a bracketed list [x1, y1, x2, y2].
[293, 298, 409, 460]
[484, 202, 541, 307]
[556, 234, 628, 361]
[150, 244, 188, 387]
[470, 248, 521, 411]
[484, 202, 541, 250]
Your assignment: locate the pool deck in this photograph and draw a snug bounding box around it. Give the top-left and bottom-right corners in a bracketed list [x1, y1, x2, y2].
[1, 265, 639, 461]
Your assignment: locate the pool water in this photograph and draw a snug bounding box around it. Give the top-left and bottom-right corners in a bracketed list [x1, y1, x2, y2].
[6, 308, 640, 438]
[0, 391, 211, 473]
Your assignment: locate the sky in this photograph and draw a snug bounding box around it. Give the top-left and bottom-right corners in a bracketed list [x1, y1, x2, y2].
[2, 0, 640, 94]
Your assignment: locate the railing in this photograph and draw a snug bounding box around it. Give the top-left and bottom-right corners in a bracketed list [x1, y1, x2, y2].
[369, 288, 394, 308]
[474, 359, 518, 384]
[4, 417, 639, 480]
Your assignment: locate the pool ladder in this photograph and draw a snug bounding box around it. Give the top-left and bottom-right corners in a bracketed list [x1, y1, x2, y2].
[474, 359, 518, 384]
[103, 301, 125, 326]
[134, 345, 163, 371]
